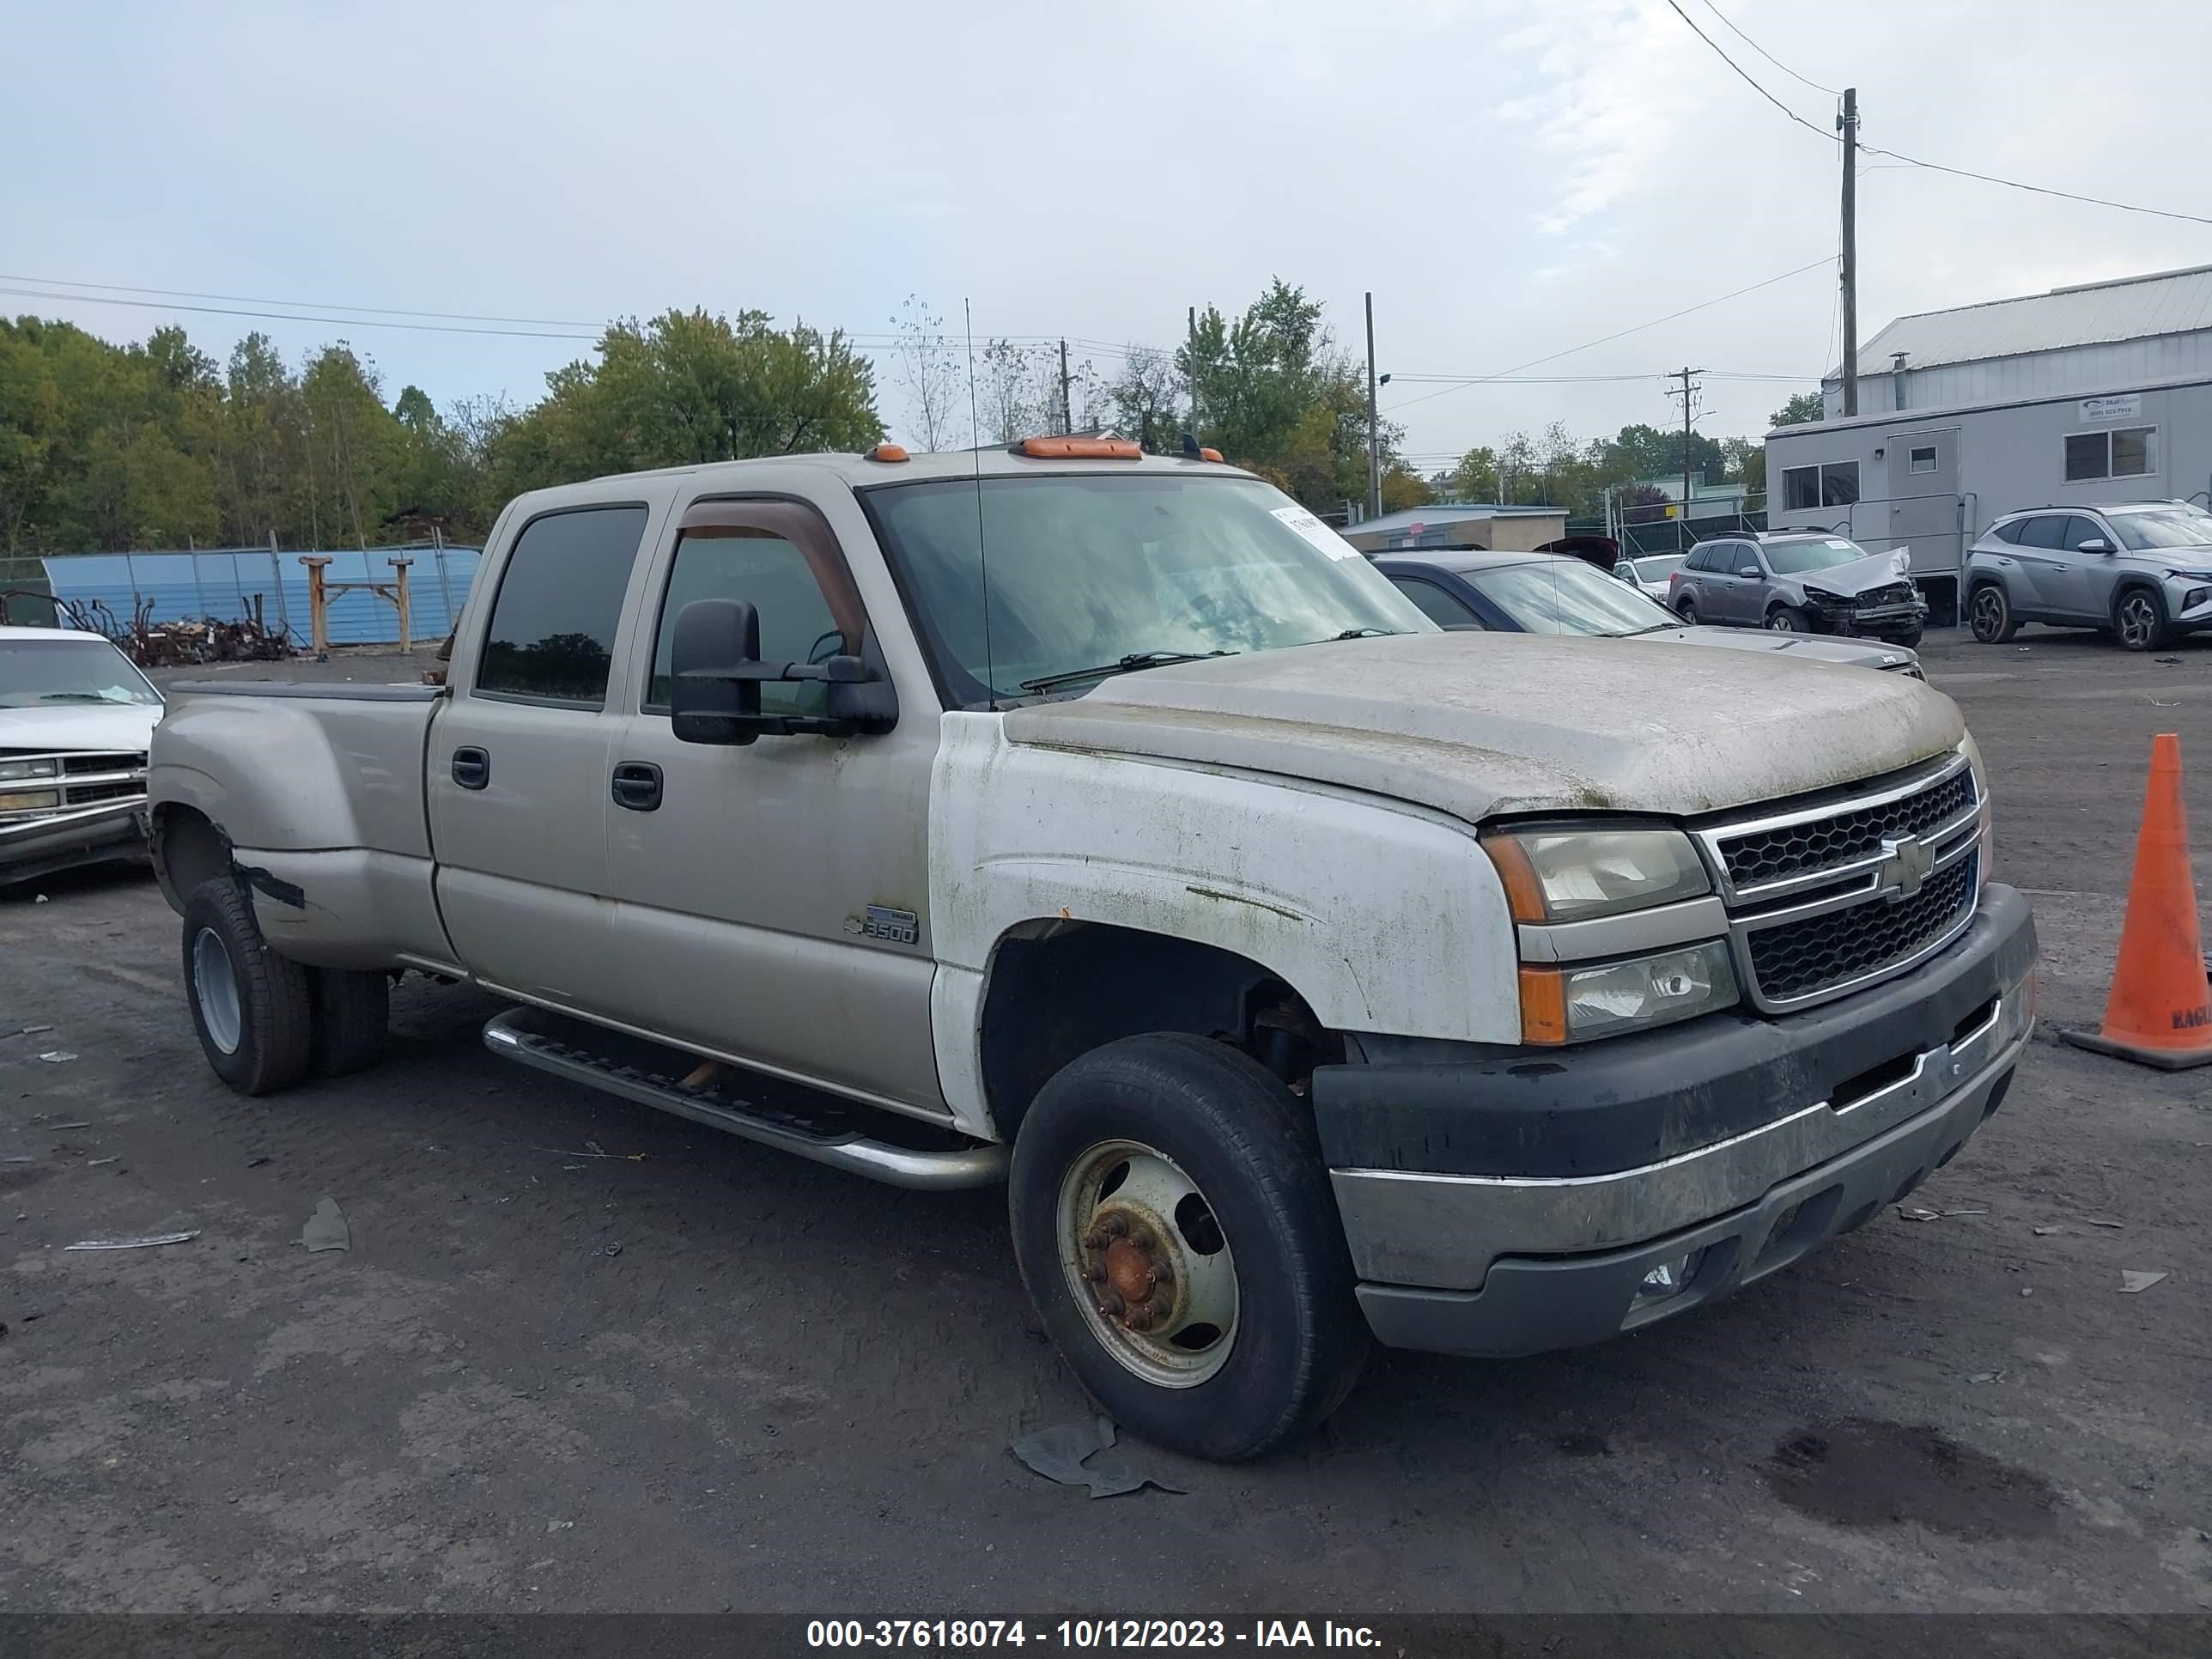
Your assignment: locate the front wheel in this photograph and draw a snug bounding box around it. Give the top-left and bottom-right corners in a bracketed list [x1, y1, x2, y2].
[1969, 583, 2019, 644]
[1766, 605, 1808, 633]
[2114, 587, 2171, 652]
[1009, 1034, 1370, 1462]
[182, 878, 314, 1096]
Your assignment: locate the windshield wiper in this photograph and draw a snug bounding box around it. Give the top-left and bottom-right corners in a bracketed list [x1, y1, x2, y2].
[38, 691, 125, 702]
[1331, 627, 1402, 640]
[1018, 649, 1237, 696]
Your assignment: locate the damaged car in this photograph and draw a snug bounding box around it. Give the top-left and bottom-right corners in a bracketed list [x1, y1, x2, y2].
[1670, 532, 1928, 646]
[1, 624, 163, 886]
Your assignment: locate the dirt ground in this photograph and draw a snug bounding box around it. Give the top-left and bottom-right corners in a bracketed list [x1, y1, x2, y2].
[2, 628, 2208, 1622]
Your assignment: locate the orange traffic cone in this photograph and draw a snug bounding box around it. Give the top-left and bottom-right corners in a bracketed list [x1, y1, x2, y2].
[2063, 733, 2212, 1071]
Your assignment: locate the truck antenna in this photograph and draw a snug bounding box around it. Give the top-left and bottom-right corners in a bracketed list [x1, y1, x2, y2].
[963, 296, 997, 712]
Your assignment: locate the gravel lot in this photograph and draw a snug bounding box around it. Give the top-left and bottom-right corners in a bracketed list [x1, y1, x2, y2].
[3, 628, 2208, 1621]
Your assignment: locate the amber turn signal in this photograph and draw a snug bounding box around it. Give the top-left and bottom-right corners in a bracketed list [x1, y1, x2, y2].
[1517, 967, 1569, 1046]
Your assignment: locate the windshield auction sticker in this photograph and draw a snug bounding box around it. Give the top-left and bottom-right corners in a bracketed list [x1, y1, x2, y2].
[1270, 505, 1361, 561]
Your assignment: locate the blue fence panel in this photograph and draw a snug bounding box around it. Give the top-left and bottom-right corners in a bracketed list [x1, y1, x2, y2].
[40, 545, 482, 647]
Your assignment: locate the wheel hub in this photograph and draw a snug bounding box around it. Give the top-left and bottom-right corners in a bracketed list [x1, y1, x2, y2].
[1083, 1206, 1182, 1334]
[1058, 1141, 1240, 1388]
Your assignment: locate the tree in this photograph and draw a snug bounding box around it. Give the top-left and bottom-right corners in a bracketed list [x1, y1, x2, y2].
[1104, 346, 1185, 453]
[1771, 392, 1824, 427]
[1624, 483, 1671, 524]
[1449, 446, 1500, 501]
[492, 309, 882, 492]
[1177, 279, 1389, 511]
[887, 295, 963, 452]
[1379, 464, 1432, 514]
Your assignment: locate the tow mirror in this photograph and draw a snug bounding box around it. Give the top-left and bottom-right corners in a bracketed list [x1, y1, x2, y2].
[668, 597, 896, 746]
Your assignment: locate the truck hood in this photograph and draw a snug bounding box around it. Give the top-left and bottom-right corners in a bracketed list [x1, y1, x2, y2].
[1645, 625, 1915, 671]
[1793, 546, 1913, 597]
[0, 702, 163, 753]
[1001, 632, 1961, 823]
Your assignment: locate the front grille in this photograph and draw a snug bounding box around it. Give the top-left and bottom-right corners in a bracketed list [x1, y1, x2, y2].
[1856, 581, 1917, 608]
[64, 779, 143, 805]
[64, 751, 146, 775]
[1719, 766, 1976, 888]
[1747, 853, 1978, 1004]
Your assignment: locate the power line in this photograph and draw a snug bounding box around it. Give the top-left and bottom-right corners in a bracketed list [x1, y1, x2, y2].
[0, 273, 606, 331]
[1381, 255, 1834, 413]
[1659, 0, 1836, 143]
[1854, 144, 2212, 228]
[1660, 1, 2212, 228]
[1694, 0, 1838, 97]
[0, 275, 1176, 355]
[0, 285, 604, 342]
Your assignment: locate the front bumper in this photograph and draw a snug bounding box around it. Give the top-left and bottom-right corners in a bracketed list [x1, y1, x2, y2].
[2165, 574, 2212, 633]
[1807, 599, 1929, 637]
[1323, 884, 2036, 1357]
[0, 801, 149, 886]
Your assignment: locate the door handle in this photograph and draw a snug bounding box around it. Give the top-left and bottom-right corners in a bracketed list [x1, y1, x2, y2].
[611, 761, 663, 812]
[451, 746, 490, 790]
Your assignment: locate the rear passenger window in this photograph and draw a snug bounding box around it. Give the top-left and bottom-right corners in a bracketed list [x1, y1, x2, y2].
[2017, 516, 2068, 550]
[1389, 576, 1486, 629]
[1991, 520, 2024, 544]
[476, 506, 649, 706]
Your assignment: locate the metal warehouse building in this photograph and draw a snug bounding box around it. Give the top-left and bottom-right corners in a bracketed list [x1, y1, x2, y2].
[1765, 265, 2212, 623]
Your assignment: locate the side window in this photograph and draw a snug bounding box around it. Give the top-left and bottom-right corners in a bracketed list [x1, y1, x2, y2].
[1909, 445, 1938, 474]
[1782, 466, 1820, 512]
[2062, 516, 2109, 552]
[1820, 462, 1860, 507]
[1990, 520, 2025, 544]
[646, 526, 851, 716]
[476, 505, 649, 706]
[1389, 576, 1486, 629]
[2017, 515, 2068, 550]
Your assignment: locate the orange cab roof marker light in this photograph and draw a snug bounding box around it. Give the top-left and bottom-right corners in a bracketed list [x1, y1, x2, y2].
[867, 442, 909, 463]
[1016, 436, 1142, 460]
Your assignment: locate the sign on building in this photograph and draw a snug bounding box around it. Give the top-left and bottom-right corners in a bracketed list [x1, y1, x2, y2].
[2079, 393, 2142, 423]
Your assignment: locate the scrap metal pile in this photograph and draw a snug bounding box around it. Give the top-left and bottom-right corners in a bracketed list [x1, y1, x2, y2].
[0, 591, 297, 666]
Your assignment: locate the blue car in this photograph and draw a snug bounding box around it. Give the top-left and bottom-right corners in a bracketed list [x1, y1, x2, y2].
[1373, 550, 1923, 677]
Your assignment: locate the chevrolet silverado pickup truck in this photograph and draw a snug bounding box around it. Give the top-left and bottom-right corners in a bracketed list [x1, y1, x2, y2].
[148, 441, 2036, 1462]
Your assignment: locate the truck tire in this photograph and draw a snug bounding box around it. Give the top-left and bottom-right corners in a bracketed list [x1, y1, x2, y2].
[2113, 586, 2171, 652]
[309, 968, 390, 1079]
[182, 878, 314, 1096]
[1008, 1033, 1370, 1462]
[1968, 583, 2019, 644]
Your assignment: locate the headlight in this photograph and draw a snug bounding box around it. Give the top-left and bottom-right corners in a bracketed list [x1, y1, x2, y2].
[1802, 586, 1848, 604]
[0, 757, 59, 782]
[1485, 827, 1711, 922]
[0, 788, 63, 812]
[1519, 941, 1740, 1043]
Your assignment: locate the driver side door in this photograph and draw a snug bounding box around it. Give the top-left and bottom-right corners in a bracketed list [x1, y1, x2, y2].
[1703, 541, 1757, 624]
[599, 495, 945, 1117]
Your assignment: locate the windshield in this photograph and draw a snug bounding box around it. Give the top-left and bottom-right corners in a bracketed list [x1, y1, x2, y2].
[1630, 556, 1683, 582]
[2109, 508, 2212, 551]
[1462, 560, 1679, 637]
[865, 474, 1431, 702]
[1765, 536, 1873, 574]
[0, 637, 163, 708]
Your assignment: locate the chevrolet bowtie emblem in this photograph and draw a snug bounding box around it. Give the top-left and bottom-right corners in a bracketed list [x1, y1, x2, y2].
[1878, 834, 1933, 901]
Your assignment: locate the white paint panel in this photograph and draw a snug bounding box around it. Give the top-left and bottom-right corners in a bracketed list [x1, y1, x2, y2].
[926, 713, 1522, 1133]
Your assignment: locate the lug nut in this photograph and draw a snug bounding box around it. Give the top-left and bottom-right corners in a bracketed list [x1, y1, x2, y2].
[1124, 1306, 1153, 1332]
[1083, 1261, 1106, 1282]
[1102, 1213, 1128, 1238]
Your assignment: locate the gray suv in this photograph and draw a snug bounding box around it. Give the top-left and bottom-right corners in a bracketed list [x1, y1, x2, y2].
[1963, 501, 2212, 651]
[1669, 532, 1927, 646]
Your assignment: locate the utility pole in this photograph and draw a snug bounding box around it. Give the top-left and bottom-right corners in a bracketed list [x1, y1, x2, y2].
[1839, 86, 1859, 416]
[1364, 291, 1382, 520]
[1058, 339, 1073, 435]
[1187, 306, 1200, 443]
[1671, 367, 1704, 556]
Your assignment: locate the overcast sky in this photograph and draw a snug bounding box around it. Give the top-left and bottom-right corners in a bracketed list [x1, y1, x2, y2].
[9, 0, 2210, 471]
